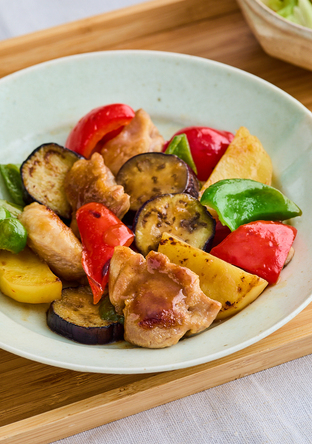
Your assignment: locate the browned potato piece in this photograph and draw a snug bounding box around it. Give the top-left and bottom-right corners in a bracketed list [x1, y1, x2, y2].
[158, 233, 268, 320]
[199, 127, 273, 218]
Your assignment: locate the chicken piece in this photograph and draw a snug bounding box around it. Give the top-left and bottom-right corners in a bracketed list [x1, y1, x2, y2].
[18, 202, 85, 281]
[64, 152, 130, 234]
[109, 246, 221, 348]
[101, 109, 165, 175]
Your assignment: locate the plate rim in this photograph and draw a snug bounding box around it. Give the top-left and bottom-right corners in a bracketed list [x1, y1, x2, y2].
[0, 49, 311, 374]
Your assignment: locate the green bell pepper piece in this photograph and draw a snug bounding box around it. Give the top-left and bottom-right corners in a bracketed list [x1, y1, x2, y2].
[0, 199, 23, 217]
[0, 164, 25, 207]
[0, 217, 27, 254]
[200, 178, 302, 231]
[165, 134, 198, 174]
[99, 296, 124, 324]
[0, 207, 12, 222]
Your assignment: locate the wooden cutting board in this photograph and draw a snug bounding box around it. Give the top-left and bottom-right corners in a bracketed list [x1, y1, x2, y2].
[0, 1, 311, 442]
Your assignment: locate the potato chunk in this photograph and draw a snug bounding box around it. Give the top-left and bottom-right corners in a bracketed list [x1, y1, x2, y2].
[158, 233, 268, 319]
[199, 127, 273, 218]
[0, 247, 62, 303]
[201, 126, 272, 191]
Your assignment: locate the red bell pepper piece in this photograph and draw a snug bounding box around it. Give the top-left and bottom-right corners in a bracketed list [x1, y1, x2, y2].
[164, 126, 234, 181]
[66, 103, 135, 159]
[76, 202, 134, 304]
[210, 221, 297, 284]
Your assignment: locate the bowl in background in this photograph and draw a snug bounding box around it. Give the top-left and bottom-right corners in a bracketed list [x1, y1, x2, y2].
[237, 0, 312, 70]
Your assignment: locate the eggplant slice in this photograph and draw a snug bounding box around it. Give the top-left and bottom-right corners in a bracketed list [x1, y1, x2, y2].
[21, 143, 81, 219]
[47, 286, 124, 345]
[116, 152, 199, 211]
[134, 193, 215, 256]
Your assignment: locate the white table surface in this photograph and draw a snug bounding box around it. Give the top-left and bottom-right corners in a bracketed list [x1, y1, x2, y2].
[1, 1, 312, 443]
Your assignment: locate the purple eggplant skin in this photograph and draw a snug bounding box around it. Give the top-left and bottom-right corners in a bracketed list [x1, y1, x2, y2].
[184, 164, 200, 199]
[46, 286, 124, 345]
[133, 193, 216, 256]
[21, 143, 82, 220]
[47, 307, 124, 345]
[121, 209, 137, 231]
[202, 216, 216, 253]
[116, 152, 200, 212]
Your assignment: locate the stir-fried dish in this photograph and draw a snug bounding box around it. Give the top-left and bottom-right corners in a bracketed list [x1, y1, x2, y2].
[0, 103, 302, 349]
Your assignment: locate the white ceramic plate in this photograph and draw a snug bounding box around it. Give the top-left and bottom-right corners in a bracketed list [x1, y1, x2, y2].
[0, 50, 311, 374]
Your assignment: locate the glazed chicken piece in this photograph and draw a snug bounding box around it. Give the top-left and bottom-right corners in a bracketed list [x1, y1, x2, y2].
[18, 202, 85, 281]
[101, 109, 165, 175]
[109, 246, 221, 348]
[64, 152, 130, 234]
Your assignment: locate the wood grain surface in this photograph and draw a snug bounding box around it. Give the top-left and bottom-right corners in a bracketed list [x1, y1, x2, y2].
[0, 0, 311, 442]
[0, 0, 239, 78]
